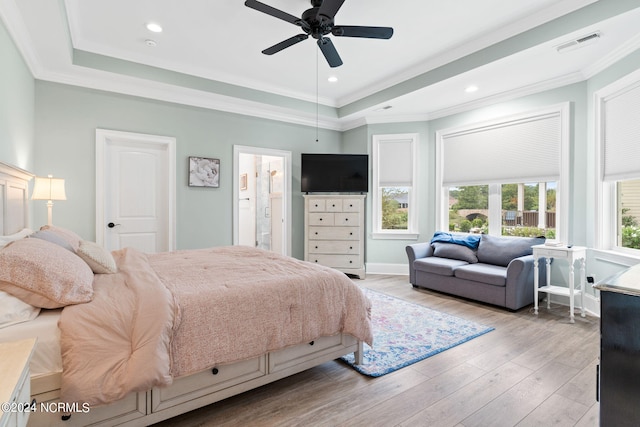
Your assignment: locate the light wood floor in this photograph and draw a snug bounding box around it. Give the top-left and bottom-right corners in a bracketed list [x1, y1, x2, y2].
[154, 274, 600, 427]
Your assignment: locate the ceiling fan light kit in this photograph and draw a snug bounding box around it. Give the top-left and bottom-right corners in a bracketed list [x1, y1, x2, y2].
[245, 0, 393, 67]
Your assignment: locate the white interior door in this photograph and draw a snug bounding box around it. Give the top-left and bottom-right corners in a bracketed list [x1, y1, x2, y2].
[96, 129, 176, 252]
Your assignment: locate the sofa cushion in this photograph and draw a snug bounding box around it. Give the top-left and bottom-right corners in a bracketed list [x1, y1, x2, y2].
[454, 263, 508, 287]
[477, 235, 545, 267]
[414, 257, 468, 276]
[432, 242, 478, 264]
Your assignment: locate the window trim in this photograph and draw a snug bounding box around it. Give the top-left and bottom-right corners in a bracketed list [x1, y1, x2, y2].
[595, 67, 640, 254]
[436, 103, 569, 240]
[371, 133, 419, 240]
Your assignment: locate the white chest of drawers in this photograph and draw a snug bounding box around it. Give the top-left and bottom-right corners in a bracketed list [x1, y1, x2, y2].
[304, 195, 366, 279]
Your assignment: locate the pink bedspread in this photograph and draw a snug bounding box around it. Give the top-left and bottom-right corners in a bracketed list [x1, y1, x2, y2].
[59, 246, 372, 405]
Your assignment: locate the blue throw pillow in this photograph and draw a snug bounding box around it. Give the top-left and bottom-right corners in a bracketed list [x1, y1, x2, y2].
[430, 231, 481, 249]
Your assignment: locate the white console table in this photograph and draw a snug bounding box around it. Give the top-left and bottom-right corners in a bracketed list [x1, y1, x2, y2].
[532, 244, 586, 323]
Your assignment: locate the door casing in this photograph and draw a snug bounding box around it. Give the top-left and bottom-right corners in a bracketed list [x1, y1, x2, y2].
[95, 128, 176, 251]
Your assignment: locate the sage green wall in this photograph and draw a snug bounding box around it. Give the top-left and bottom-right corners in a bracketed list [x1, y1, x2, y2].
[33, 81, 342, 257]
[356, 83, 589, 269]
[343, 122, 431, 266]
[0, 19, 34, 170]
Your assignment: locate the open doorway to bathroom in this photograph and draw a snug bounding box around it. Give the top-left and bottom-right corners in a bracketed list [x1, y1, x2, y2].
[233, 146, 291, 256]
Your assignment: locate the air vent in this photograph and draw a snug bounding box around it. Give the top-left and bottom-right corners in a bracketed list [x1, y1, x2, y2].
[556, 31, 601, 53]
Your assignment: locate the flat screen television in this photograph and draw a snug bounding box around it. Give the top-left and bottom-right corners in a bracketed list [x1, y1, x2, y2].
[301, 153, 368, 193]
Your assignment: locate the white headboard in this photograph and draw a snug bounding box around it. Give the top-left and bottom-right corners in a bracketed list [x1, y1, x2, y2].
[0, 161, 34, 236]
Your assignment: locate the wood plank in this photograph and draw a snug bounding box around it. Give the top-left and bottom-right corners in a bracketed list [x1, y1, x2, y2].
[152, 274, 601, 427]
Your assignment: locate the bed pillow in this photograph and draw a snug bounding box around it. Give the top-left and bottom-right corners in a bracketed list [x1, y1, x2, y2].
[0, 228, 33, 249]
[29, 229, 74, 252]
[432, 242, 478, 264]
[0, 238, 94, 309]
[39, 225, 82, 252]
[77, 240, 117, 274]
[0, 290, 40, 329]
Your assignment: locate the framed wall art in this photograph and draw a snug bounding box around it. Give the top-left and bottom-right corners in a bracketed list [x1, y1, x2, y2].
[189, 156, 220, 188]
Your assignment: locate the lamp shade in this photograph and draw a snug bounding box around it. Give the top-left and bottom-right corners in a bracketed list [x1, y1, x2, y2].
[32, 175, 67, 201]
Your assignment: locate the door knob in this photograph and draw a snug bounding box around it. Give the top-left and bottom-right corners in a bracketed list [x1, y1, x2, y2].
[107, 222, 121, 228]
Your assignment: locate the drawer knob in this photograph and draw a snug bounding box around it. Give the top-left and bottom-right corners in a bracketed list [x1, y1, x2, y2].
[309, 341, 315, 346]
[350, 260, 353, 264]
[315, 246, 318, 249]
[345, 218, 349, 221]
[319, 218, 323, 221]
[315, 232, 318, 235]
[350, 232, 353, 235]
[315, 260, 318, 263]
[212, 367, 219, 375]
[350, 246, 353, 250]
[332, 204, 335, 207]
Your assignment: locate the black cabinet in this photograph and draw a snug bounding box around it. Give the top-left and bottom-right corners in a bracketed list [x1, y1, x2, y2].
[596, 267, 640, 426]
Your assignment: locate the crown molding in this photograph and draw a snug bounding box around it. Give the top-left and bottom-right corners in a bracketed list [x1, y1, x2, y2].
[0, 0, 44, 78]
[37, 68, 345, 131]
[582, 32, 640, 79]
[335, 0, 597, 108]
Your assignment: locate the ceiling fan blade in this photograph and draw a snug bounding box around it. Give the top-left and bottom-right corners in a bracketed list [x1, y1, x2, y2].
[245, 0, 301, 26]
[332, 26, 394, 39]
[262, 34, 309, 55]
[316, 0, 345, 21]
[317, 37, 343, 68]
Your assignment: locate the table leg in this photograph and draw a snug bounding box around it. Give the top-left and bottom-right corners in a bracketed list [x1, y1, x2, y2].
[534, 257, 539, 315]
[546, 258, 552, 310]
[580, 257, 586, 318]
[569, 261, 575, 323]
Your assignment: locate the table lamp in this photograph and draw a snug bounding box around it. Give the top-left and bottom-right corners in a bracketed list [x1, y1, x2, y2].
[32, 174, 66, 226]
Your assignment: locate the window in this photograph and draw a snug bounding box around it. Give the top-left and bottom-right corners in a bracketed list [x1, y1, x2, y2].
[447, 182, 557, 238]
[437, 104, 568, 240]
[597, 72, 640, 253]
[618, 180, 640, 250]
[372, 134, 418, 239]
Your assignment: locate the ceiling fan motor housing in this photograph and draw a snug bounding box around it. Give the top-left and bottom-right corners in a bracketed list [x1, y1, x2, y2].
[301, 7, 333, 39]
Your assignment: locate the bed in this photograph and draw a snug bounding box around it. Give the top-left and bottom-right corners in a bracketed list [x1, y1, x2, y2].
[0, 161, 372, 427]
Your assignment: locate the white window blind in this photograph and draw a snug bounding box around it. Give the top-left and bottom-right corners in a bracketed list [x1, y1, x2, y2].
[603, 82, 640, 182]
[442, 113, 561, 187]
[378, 138, 414, 187]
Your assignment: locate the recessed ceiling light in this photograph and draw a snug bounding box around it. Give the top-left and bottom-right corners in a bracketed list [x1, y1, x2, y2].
[328, 76, 338, 83]
[465, 85, 479, 93]
[145, 39, 157, 47]
[146, 22, 163, 33]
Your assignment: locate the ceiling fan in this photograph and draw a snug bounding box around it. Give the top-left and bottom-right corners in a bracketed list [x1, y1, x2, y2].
[244, 0, 393, 68]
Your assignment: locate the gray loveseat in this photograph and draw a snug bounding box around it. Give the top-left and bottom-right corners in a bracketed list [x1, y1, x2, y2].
[406, 232, 546, 310]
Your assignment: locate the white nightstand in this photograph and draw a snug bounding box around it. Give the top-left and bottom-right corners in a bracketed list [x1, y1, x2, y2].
[0, 338, 36, 427]
[532, 244, 586, 323]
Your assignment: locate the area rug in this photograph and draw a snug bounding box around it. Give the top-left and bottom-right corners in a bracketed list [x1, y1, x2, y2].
[340, 289, 494, 377]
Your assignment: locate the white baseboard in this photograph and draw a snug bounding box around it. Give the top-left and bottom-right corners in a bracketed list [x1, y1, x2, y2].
[365, 263, 409, 275]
